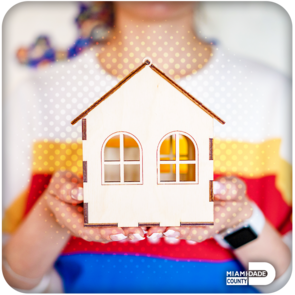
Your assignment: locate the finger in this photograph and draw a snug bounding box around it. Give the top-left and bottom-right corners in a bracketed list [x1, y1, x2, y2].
[140, 226, 148, 233]
[122, 227, 145, 241]
[47, 171, 83, 204]
[163, 226, 181, 238]
[164, 226, 213, 242]
[214, 176, 246, 201]
[45, 194, 126, 242]
[45, 192, 86, 236]
[213, 200, 254, 232]
[97, 227, 128, 242]
[147, 226, 167, 239]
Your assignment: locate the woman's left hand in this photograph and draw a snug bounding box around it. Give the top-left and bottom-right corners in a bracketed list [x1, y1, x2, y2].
[147, 176, 253, 242]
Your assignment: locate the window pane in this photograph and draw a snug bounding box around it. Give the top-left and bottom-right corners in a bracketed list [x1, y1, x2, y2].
[124, 164, 140, 182]
[179, 135, 195, 161]
[160, 164, 176, 182]
[160, 134, 176, 160]
[124, 135, 140, 161]
[104, 135, 120, 161]
[104, 164, 120, 182]
[180, 164, 195, 181]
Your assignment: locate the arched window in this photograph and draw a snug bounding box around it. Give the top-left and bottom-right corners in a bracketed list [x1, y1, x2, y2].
[157, 131, 198, 184]
[102, 132, 142, 184]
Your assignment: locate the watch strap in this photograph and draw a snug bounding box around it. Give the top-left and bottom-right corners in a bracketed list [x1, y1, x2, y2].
[214, 201, 265, 249]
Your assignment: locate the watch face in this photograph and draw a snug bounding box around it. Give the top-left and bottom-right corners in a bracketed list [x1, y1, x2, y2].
[224, 226, 258, 249]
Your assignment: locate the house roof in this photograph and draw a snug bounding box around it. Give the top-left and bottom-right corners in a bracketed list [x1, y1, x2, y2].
[71, 60, 225, 125]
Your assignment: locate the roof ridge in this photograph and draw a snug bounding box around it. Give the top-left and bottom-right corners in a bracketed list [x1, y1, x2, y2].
[71, 60, 225, 125]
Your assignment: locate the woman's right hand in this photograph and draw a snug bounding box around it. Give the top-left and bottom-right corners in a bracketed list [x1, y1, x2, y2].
[43, 171, 145, 243]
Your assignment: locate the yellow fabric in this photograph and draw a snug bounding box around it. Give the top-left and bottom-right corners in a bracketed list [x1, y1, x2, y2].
[3, 137, 291, 234]
[214, 138, 292, 205]
[31, 138, 292, 205]
[32, 140, 83, 175]
[2, 188, 28, 234]
[31, 138, 291, 204]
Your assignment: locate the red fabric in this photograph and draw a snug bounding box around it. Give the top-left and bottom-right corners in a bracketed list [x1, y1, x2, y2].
[62, 235, 235, 261]
[215, 174, 292, 235]
[24, 174, 51, 215]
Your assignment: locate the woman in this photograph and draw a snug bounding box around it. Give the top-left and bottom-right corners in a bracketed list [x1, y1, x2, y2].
[3, 2, 291, 293]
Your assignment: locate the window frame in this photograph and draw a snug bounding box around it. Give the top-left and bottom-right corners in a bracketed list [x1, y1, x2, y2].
[157, 131, 199, 185]
[101, 131, 143, 185]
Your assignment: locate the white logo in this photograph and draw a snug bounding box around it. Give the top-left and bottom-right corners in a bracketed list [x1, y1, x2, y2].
[226, 262, 276, 286]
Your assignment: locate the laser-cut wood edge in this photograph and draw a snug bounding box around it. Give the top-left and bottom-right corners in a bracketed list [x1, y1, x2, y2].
[71, 61, 225, 125]
[83, 161, 87, 182]
[209, 138, 213, 160]
[180, 222, 214, 226]
[83, 222, 214, 227]
[138, 223, 160, 226]
[84, 203, 88, 223]
[84, 223, 118, 227]
[209, 180, 214, 202]
[82, 118, 87, 140]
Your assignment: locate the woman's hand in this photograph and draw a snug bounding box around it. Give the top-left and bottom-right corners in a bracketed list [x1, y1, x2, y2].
[147, 176, 253, 242]
[43, 171, 145, 242]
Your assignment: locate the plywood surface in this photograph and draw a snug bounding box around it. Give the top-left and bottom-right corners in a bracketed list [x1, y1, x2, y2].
[83, 66, 215, 227]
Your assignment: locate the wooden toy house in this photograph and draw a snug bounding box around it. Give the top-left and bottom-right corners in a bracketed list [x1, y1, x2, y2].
[71, 59, 225, 227]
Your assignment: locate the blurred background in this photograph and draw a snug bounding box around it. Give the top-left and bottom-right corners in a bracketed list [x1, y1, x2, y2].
[0, 0, 294, 218]
[1, 0, 294, 96]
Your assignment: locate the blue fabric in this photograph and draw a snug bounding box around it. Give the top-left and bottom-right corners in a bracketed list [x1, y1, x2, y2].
[28, 48, 56, 67]
[55, 254, 260, 293]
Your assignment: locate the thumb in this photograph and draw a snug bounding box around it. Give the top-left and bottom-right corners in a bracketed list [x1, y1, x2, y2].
[47, 171, 83, 203]
[69, 185, 84, 202]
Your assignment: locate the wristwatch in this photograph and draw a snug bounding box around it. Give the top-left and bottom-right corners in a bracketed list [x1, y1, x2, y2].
[214, 201, 265, 249]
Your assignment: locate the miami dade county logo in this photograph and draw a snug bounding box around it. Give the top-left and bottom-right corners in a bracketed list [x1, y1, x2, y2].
[226, 262, 276, 286]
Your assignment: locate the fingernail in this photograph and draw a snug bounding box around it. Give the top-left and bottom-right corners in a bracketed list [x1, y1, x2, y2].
[140, 227, 148, 234]
[147, 233, 163, 239]
[186, 240, 197, 245]
[141, 227, 148, 234]
[164, 237, 180, 244]
[130, 233, 145, 241]
[214, 182, 226, 195]
[147, 233, 162, 244]
[163, 230, 180, 238]
[110, 234, 128, 241]
[71, 187, 83, 200]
